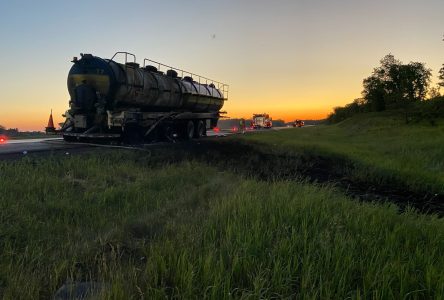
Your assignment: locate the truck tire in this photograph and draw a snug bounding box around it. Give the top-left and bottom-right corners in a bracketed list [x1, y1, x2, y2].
[195, 120, 205, 138]
[185, 120, 195, 140]
[163, 125, 174, 141]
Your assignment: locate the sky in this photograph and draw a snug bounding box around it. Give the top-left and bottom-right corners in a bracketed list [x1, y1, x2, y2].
[0, 0, 443, 131]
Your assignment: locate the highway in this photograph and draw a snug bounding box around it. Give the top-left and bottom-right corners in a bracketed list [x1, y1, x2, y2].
[0, 138, 91, 159]
[0, 127, 296, 159]
[0, 131, 230, 158]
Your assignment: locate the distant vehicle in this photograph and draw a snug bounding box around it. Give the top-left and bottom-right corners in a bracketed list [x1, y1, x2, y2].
[60, 52, 229, 143]
[292, 120, 304, 127]
[0, 135, 7, 144]
[252, 113, 272, 129]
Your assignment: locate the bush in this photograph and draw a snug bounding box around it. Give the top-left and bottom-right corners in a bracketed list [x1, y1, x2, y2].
[406, 96, 444, 125]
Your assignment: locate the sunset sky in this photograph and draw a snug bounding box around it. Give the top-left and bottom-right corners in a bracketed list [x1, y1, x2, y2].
[0, 0, 443, 131]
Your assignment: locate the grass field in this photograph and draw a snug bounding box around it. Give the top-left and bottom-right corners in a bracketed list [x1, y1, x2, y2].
[1, 146, 444, 298]
[241, 111, 444, 195]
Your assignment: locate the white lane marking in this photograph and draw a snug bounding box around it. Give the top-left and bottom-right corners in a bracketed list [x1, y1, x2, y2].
[6, 137, 62, 144]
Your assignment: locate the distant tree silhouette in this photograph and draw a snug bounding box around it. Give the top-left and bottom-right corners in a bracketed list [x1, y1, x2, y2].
[272, 119, 286, 127]
[362, 75, 385, 111]
[362, 54, 431, 110]
[0, 125, 5, 133]
[328, 54, 435, 123]
[428, 86, 441, 99]
[439, 64, 444, 88]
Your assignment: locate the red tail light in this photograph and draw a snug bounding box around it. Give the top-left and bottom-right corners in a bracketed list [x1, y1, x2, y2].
[213, 127, 220, 133]
[0, 136, 7, 144]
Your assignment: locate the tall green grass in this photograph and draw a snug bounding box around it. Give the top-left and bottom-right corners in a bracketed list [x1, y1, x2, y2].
[241, 111, 444, 194]
[0, 151, 443, 298]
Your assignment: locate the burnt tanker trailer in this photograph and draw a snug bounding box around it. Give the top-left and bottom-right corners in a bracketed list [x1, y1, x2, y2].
[61, 52, 228, 143]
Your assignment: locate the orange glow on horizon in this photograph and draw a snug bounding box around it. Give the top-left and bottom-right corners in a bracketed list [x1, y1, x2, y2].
[0, 113, 63, 132]
[0, 108, 332, 131]
[225, 108, 331, 122]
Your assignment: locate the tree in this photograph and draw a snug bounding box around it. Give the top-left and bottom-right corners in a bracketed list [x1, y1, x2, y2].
[329, 54, 436, 123]
[362, 54, 432, 110]
[362, 75, 386, 111]
[439, 64, 444, 88]
[404, 62, 432, 101]
[428, 86, 441, 99]
[0, 125, 4, 133]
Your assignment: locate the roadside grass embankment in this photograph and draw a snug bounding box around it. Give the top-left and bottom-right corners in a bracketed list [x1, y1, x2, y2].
[1, 150, 444, 298]
[240, 111, 444, 197]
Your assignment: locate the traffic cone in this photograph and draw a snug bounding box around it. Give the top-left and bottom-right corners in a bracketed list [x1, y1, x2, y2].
[45, 109, 56, 134]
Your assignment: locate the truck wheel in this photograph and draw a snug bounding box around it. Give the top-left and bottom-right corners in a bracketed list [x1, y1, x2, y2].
[201, 121, 207, 136]
[123, 125, 144, 145]
[163, 125, 174, 141]
[185, 120, 194, 140]
[195, 120, 205, 138]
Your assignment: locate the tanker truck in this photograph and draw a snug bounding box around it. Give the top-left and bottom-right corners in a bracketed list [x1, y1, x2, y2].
[61, 52, 228, 143]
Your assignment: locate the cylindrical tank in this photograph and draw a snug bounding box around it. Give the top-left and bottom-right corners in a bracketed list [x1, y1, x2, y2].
[67, 54, 226, 113]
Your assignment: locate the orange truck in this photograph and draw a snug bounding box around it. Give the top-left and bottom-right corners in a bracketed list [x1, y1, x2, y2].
[292, 120, 304, 127]
[252, 113, 272, 129]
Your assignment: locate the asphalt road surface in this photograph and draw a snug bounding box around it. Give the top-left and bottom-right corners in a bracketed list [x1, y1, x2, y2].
[0, 138, 91, 159]
[0, 127, 301, 159]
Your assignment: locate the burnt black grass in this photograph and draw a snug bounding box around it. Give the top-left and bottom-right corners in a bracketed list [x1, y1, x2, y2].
[241, 111, 444, 196]
[1, 147, 444, 299]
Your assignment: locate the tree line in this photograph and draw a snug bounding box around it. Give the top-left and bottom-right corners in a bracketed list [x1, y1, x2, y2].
[0, 125, 20, 135]
[327, 54, 444, 124]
